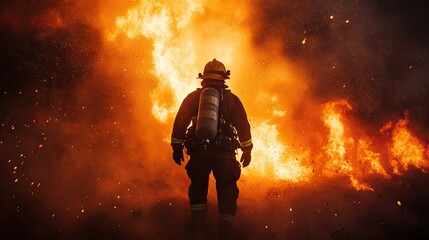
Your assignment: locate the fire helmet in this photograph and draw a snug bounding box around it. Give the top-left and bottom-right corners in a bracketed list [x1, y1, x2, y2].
[198, 58, 231, 80]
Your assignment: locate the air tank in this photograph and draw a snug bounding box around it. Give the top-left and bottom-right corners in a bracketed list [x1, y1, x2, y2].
[196, 87, 220, 140]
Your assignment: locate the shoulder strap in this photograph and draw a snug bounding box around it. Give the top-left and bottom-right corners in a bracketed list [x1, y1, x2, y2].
[218, 88, 225, 124]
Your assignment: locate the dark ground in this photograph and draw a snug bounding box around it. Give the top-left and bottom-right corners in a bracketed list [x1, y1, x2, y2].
[1, 169, 428, 239]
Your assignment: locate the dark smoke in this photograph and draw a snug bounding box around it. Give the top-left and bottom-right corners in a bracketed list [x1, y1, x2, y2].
[0, 1, 141, 239]
[237, 171, 429, 240]
[1, 0, 429, 240]
[251, 0, 429, 129]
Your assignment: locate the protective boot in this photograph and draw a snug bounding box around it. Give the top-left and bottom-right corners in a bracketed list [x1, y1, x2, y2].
[188, 210, 209, 240]
[218, 219, 234, 240]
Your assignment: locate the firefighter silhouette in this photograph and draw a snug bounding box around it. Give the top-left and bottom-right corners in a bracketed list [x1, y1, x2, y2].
[171, 59, 253, 239]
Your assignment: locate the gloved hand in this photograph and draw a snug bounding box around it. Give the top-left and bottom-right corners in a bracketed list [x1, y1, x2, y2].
[240, 144, 253, 167]
[172, 143, 184, 166]
[240, 151, 251, 167]
[173, 150, 184, 165]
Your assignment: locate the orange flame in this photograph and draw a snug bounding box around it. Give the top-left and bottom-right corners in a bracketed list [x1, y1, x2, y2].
[246, 122, 311, 182]
[109, 0, 312, 184]
[386, 114, 428, 174]
[320, 101, 428, 190]
[322, 100, 375, 191]
[108, 0, 429, 192]
[356, 139, 388, 178]
[112, 0, 204, 122]
[322, 100, 353, 174]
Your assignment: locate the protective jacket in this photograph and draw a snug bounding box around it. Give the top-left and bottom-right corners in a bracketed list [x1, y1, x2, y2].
[171, 86, 252, 154]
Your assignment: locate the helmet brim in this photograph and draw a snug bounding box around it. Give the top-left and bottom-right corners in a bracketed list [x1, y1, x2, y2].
[197, 73, 230, 80]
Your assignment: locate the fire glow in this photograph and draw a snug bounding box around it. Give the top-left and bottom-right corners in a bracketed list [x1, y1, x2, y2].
[111, 0, 428, 190]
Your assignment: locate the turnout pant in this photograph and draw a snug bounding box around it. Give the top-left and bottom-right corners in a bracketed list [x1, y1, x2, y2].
[186, 153, 241, 223]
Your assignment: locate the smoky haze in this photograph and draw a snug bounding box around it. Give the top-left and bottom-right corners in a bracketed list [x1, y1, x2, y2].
[1, 0, 429, 240]
[251, 0, 429, 129]
[0, 0, 182, 238]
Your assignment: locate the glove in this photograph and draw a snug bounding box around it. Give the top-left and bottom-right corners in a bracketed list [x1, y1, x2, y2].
[240, 151, 251, 167]
[173, 150, 184, 165]
[240, 144, 253, 167]
[172, 143, 184, 166]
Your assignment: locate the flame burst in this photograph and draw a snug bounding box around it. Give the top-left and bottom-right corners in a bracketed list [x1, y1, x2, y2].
[384, 114, 428, 175]
[320, 100, 428, 190]
[323, 100, 353, 174]
[113, 0, 204, 122]
[248, 122, 310, 182]
[110, 0, 429, 191]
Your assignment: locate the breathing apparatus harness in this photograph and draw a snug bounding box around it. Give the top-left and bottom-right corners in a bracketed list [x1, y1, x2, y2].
[184, 87, 241, 154]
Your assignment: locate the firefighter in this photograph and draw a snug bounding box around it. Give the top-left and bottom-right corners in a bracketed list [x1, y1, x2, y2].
[171, 59, 253, 239]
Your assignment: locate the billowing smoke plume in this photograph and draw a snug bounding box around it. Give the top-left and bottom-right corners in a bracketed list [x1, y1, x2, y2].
[1, 0, 428, 239]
